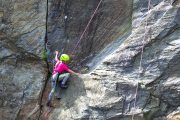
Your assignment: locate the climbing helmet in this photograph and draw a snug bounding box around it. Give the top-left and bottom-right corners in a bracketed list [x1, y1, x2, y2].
[60, 54, 70, 62]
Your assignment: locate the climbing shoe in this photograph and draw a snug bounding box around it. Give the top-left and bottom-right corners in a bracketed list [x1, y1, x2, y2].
[60, 84, 68, 89]
[46, 101, 53, 107]
[55, 97, 61, 100]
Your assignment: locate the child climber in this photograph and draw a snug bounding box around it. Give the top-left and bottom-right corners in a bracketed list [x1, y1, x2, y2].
[47, 51, 80, 107]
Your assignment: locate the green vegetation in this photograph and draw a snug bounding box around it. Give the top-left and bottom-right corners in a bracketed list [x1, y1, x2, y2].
[41, 48, 48, 61]
[48, 71, 52, 78]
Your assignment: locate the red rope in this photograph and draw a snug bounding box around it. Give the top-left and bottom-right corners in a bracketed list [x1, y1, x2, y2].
[72, 0, 103, 54]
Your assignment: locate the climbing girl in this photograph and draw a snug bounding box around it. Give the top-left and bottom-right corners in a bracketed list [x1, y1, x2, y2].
[47, 51, 80, 107]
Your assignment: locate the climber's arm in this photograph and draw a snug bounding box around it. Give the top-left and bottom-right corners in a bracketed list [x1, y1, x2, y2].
[68, 69, 80, 76]
[55, 51, 59, 61]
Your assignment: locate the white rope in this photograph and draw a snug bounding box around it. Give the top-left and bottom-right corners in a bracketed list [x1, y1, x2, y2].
[131, 0, 151, 119]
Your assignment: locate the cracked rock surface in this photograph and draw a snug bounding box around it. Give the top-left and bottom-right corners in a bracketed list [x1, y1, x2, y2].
[45, 0, 180, 120]
[0, 0, 180, 120]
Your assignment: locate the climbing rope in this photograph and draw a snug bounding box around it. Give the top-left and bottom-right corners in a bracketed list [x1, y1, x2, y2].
[23, 0, 103, 119]
[42, 1, 103, 119]
[72, 0, 103, 54]
[95, 12, 124, 46]
[131, 0, 151, 120]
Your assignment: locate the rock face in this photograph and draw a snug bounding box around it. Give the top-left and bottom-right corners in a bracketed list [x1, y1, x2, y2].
[0, 0, 47, 120]
[0, 0, 180, 120]
[46, 0, 132, 66]
[47, 0, 180, 120]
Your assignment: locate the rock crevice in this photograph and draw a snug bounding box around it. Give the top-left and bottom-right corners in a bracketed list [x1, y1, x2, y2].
[0, 0, 180, 120]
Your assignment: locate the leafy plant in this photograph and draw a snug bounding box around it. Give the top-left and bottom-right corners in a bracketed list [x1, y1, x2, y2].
[41, 48, 48, 61]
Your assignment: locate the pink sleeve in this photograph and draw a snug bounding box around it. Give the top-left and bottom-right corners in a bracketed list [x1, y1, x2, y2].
[62, 63, 69, 71]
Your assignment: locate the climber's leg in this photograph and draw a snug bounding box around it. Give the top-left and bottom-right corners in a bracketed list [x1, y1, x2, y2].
[58, 73, 70, 88]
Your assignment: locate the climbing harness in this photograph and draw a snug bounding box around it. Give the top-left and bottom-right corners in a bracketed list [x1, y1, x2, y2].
[72, 0, 103, 54]
[131, 0, 151, 120]
[43, 1, 103, 118]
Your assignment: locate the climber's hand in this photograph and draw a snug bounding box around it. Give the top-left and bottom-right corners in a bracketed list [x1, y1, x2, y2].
[55, 51, 59, 55]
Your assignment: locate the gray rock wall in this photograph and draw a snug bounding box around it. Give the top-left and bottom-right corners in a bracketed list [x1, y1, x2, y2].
[47, 0, 180, 120]
[46, 0, 132, 67]
[0, 0, 47, 119]
[0, 0, 180, 120]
